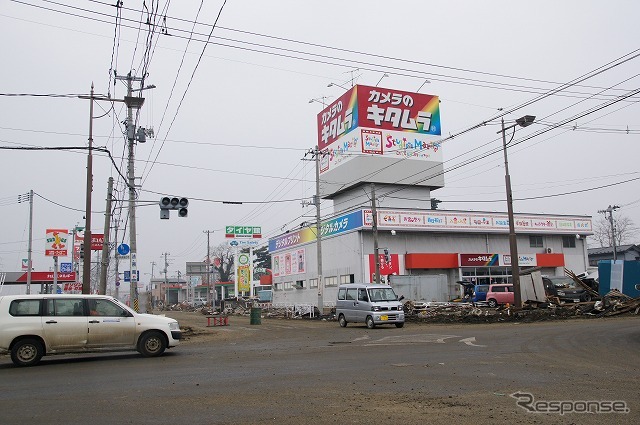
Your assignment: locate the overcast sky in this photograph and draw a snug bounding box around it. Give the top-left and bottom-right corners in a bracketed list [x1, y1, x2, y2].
[1, 0, 638, 281]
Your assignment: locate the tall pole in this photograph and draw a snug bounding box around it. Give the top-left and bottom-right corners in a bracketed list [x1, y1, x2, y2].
[599, 205, 620, 261]
[82, 83, 94, 294]
[26, 189, 34, 294]
[204, 230, 214, 305]
[99, 177, 114, 294]
[371, 183, 381, 284]
[315, 146, 324, 313]
[501, 118, 522, 308]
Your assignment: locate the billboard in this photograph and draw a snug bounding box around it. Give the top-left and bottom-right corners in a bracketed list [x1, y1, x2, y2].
[316, 85, 444, 197]
[45, 228, 69, 257]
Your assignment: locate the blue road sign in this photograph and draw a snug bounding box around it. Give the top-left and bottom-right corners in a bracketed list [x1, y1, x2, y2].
[60, 262, 72, 273]
[117, 244, 130, 256]
[123, 270, 139, 282]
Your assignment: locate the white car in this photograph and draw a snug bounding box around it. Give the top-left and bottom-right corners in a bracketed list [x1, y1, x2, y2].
[0, 294, 182, 367]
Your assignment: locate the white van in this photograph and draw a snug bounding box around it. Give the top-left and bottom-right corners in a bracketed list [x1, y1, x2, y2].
[336, 283, 405, 328]
[0, 294, 182, 367]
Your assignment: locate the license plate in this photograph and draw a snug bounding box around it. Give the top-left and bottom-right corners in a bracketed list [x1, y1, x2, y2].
[380, 315, 388, 321]
[573, 299, 580, 303]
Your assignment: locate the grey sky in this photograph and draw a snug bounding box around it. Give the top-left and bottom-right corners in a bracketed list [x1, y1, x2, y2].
[1, 0, 638, 280]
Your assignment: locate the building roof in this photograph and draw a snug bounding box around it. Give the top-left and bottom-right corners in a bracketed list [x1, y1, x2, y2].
[588, 244, 640, 255]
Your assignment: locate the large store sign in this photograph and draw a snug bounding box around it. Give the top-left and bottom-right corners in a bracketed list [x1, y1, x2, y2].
[316, 85, 444, 197]
[363, 210, 593, 234]
[269, 210, 363, 252]
[316, 85, 441, 149]
[367, 253, 400, 283]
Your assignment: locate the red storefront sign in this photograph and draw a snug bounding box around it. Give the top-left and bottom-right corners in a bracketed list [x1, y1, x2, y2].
[91, 234, 104, 250]
[16, 272, 77, 282]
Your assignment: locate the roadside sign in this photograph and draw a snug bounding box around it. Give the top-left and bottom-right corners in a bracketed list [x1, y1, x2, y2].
[90, 234, 104, 250]
[117, 243, 130, 256]
[225, 225, 261, 239]
[123, 270, 140, 282]
[45, 228, 69, 257]
[228, 239, 260, 247]
[60, 262, 73, 273]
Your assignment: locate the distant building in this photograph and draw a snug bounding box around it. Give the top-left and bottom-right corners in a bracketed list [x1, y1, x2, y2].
[588, 244, 640, 266]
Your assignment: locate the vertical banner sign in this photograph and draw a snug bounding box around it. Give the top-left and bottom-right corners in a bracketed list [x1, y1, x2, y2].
[45, 229, 69, 257]
[237, 252, 251, 292]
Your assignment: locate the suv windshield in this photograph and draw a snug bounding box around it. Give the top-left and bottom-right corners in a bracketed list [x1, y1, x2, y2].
[368, 287, 398, 302]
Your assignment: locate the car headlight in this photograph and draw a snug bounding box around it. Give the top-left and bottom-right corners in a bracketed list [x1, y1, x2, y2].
[168, 321, 180, 330]
[371, 306, 381, 312]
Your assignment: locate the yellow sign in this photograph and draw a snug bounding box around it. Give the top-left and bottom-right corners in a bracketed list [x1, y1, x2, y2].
[238, 265, 251, 292]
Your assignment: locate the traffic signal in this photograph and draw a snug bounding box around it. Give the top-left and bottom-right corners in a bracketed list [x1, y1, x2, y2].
[159, 197, 189, 219]
[79, 243, 85, 259]
[430, 198, 441, 210]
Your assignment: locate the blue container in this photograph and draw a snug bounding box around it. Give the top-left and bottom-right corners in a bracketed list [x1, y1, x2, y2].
[598, 260, 640, 298]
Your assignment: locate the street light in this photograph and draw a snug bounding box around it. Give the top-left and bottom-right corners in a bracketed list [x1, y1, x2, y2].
[375, 73, 389, 86]
[309, 96, 327, 107]
[498, 115, 535, 308]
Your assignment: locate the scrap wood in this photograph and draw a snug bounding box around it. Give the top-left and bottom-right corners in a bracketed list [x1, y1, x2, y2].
[564, 268, 600, 299]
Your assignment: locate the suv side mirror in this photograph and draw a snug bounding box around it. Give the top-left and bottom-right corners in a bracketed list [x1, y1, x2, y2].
[398, 295, 405, 301]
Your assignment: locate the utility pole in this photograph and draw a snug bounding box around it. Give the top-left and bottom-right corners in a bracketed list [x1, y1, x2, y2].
[82, 83, 95, 294]
[598, 205, 620, 261]
[371, 184, 381, 284]
[303, 146, 325, 313]
[99, 177, 113, 295]
[114, 221, 120, 299]
[18, 191, 34, 293]
[115, 72, 146, 311]
[203, 230, 214, 305]
[162, 252, 170, 306]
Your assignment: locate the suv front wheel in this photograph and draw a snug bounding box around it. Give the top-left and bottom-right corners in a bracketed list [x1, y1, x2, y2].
[487, 299, 498, 308]
[11, 338, 44, 367]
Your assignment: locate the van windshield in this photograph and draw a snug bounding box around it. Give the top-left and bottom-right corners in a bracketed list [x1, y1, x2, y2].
[368, 287, 398, 302]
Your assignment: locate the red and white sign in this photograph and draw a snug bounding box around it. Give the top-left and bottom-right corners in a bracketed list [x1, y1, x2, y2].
[368, 253, 400, 283]
[45, 228, 69, 257]
[16, 271, 77, 282]
[91, 233, 104, 250]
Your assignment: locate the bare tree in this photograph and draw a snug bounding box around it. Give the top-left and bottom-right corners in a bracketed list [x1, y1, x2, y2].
[210, 243, 235, 282]
[591, 215, 638, 247]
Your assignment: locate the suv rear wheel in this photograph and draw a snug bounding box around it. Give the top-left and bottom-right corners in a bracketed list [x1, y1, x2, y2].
[338, 314, 347, 327]
[487, 298, 498, 308]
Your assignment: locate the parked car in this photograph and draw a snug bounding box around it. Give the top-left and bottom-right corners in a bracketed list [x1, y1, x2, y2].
[472, 284, 490, 303]
[192, 297, 207, 307]
[486, 284, 514, 307]
[0, 294, 182, 367]
[336, 283, 405, 328]
[543, 276, 594, 303]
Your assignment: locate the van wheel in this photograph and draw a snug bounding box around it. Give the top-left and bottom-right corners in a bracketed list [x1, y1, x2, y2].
[338, 314, 347, 327]
[395, 322, 404, 328]
[487, 299, 498, 308]
[11, 338, 44, 367]
[366, 316, 375, 329]
[138, 331, 167, 357]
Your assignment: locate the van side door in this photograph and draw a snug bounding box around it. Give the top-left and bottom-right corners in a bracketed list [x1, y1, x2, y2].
[42, 298, 89, 350]
[344, 288, 359, 322]
[355, 288, 371, 322]
[86, 299, 137, 349]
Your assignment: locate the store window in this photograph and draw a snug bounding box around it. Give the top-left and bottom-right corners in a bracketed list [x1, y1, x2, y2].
[529, 235, 543, 248]
[294, 280, 304, 289]
[309, 278, 318, 288]
[283, 281, 293, 290]
[562, 235, 576, 248]
[325, 276, 338, 287]
[340, 274, 354, 284]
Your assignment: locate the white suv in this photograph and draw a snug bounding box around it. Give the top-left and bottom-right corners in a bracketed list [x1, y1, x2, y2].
[0, 294, 182, 367]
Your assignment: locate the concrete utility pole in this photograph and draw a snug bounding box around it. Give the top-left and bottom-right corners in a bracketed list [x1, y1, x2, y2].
[115, 72, 145, 311]
[24, 190, 34, 293]
[315, 146, 324, 312]
[371, 183, 381, 284]
[598, 205, 620, 261]
[99, 177, 113, 295]
[203, 230, 214, 305]
[162, 252, 170, 305]
[82, 83, 95, 294]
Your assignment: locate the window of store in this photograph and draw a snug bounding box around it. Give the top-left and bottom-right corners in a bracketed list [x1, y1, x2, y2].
[294, 280, 304, 289]
[273, 283, 282, 291]
[283, 281, 293, 290]
[340, 274, 354, 284]
[562, 235, 576, 248]
[530, 235, 543, 248]
[309, 278, 318, 288]
[461, 267, 512, 285]
[325, 276, 338, 287]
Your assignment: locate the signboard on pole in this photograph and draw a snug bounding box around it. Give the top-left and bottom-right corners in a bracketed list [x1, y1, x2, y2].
[90, 234, 104, 250]
[225, 226, 262, 239]
[45, 229, 69, 257]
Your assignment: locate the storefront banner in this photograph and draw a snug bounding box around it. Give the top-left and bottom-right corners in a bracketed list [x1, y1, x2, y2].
[460, 254, 499, 267]
[237, 265, 251, 292]
[317, 86, 358, 149]
[269, 210, 362, 252]
[272, 248, 306, 278]
[363, 209, 592, 234]
[367, 254, 400, 282]
[500, 254, 537, 267]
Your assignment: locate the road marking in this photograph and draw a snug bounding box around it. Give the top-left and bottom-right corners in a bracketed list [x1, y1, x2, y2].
[363, 334, 460, 346]
[459, 337, 486, 347]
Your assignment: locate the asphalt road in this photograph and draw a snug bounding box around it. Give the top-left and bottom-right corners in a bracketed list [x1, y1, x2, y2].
[1, 315, 639, 424]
